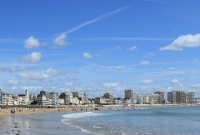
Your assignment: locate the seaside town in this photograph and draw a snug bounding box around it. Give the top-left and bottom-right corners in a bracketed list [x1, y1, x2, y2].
[0, 89, 199, 109]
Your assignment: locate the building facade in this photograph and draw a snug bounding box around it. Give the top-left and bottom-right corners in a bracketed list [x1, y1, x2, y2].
[167, 91, 195, 104]
[125, 89, 136, 104]
[154, 91, 165, 104]
[72, 92, 88, 104]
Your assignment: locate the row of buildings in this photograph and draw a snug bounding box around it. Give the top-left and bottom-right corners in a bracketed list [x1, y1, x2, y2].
[0, 89, 198, 107]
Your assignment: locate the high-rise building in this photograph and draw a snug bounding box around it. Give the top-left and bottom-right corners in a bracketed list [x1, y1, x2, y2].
[167, 91, 195, 104]
[25, 90, 30, 103]
[167, 91, 177, 103]
[154, 91, 165, 104]
[187, 92, 195, 103]
[125, 89, 136, 104]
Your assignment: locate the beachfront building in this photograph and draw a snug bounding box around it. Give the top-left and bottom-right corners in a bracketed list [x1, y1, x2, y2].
[103, 93, 114, 104]
[13, 96, 25, 105]
[29, 94, 37, 103]
[195, 98, 200, 103]
[37, 91, 50, 106]
[143, 94, 159, 104]
[0, 89, 2, 105]
[187, 92, 195, 103]
[25, 90, 30, 103]
[124, 98, 132, 106]
[125, 89, 136, 104]
[136, 94, 144, 104]
[103, 93, 113, 99]
[176, 91, 187, 103]
[113, 98, 123, 105]
[59, 92, 73, 105]
[136, 94, 159, 104]
[72, 92, 88, 105]
[167, 91, 177, 103]
[72, 97, 80, 105]
[13, 90, 31, 105]
[57, 98, 64, 105]
[167, 91, 195, 104]
[1, 93, 13, 106]
[37, 94, 49, 106]
[49, 92, 58, 105]
[154, 91, 165, 104]
[94, 97, 114, 105]
[17, 94, 28, 105]
[95, 97, 107, 104]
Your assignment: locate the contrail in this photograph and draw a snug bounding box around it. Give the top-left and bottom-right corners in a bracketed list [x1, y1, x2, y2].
[55, 6, 129, 36]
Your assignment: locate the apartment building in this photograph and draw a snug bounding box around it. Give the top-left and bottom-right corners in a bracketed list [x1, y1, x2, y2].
[72, 92, 88, 104]
[59, 92, 73, 105]
[167, 91, 195, 104]
[154, 91, 165, 104]
[125, 89, 136, 104]
[167, 91, 177, 103]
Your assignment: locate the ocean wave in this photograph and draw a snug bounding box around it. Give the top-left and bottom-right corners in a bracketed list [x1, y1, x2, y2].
[93, 126, 101, 129]
[62, 111, 103, 119]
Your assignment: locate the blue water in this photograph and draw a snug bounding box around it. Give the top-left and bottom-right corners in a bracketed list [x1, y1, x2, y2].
[62, 107, 200, 135]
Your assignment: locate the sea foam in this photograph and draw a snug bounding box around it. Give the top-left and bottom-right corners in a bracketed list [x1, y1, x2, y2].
[62, 111, 102, 119]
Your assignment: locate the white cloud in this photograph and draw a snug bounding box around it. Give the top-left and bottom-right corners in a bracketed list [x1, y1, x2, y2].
[21, 52, 42, 64]
[115, 65, 126, 70]
[24, 36, 40, 49]
[0, 66, 20, 72]
[171, 78, 180, 84]
[6, 80, 18, 85]
[54, 33, 66, 46]
[142, 79, 153, 84]
[128, 46, 137, 51]
[83, 52, 92, 58]
[160, 34, 200, 51]
[140, 61, 150, 65]
[17, 68, 63, 80]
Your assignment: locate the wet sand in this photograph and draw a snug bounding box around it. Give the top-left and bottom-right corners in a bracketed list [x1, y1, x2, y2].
[0, 108, 97, 135]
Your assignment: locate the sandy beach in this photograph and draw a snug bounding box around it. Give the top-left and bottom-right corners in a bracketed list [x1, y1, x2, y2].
[0, 104, 199, 135]
[0, 105, 111, 135]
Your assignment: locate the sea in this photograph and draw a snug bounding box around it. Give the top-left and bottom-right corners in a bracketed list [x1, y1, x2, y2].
[1, 107, 200, 135]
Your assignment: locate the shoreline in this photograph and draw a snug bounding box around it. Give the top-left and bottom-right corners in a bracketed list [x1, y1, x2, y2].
[1, 103, 200, 117]
[0, 104, 200, 135]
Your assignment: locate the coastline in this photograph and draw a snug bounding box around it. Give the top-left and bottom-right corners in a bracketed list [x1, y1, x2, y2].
[0, 106, 98, 135]
[1, 103, 199, 117]
[0, 104, 199, 135]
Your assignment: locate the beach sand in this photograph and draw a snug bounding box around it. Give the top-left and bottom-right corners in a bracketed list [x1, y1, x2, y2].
[0, 106, 100, 135]
[0, 106, 104, 135]
[1, 104, 198, 135]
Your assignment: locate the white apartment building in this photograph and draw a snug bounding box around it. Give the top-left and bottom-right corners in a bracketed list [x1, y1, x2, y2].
[137, 94, 159, 104]
[72, 92, 88, 104]
[37, 94, 49, 106]
[1, 93, 13, 106]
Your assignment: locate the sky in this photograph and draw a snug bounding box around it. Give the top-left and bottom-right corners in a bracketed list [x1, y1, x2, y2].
[0, 0, 200, 98]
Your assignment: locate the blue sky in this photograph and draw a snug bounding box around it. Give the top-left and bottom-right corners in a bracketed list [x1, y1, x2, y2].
[0, 0, 200, 98]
